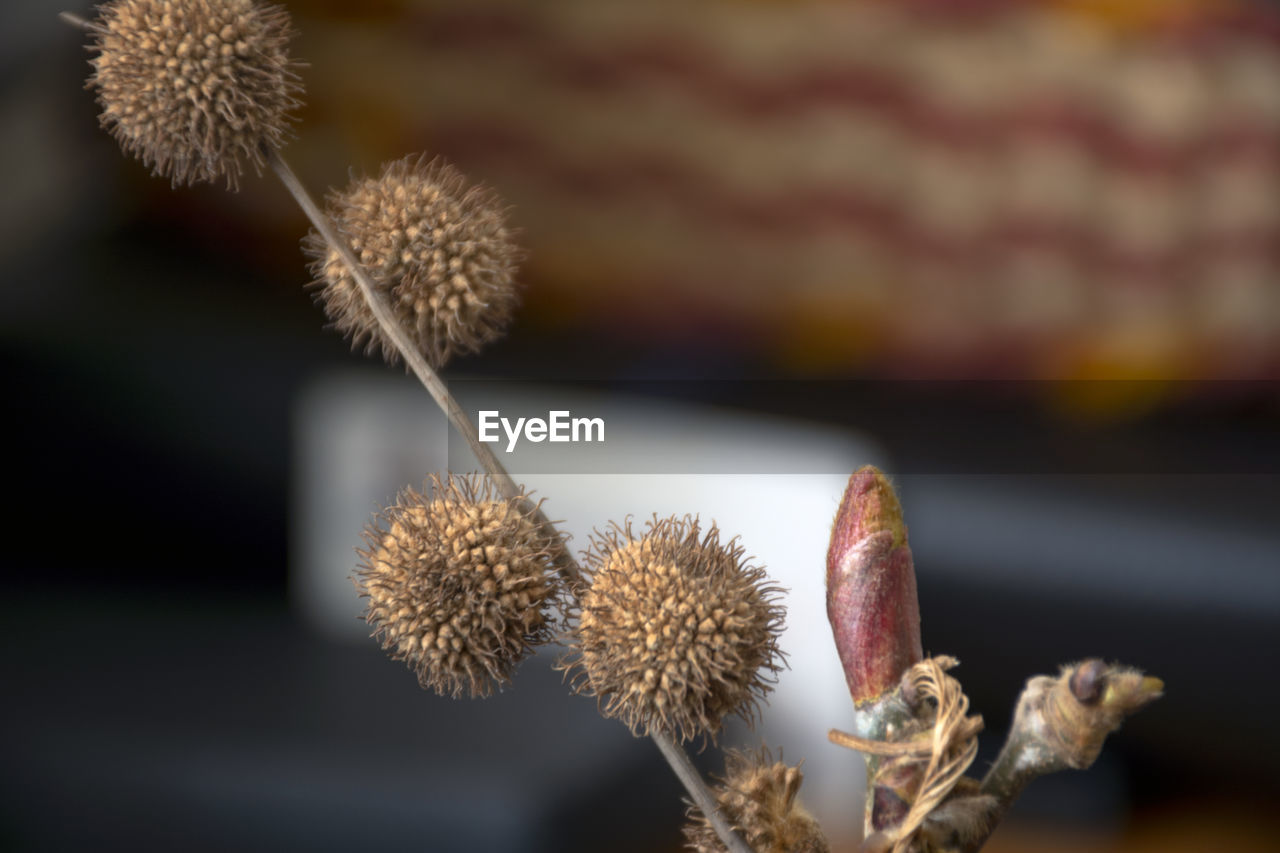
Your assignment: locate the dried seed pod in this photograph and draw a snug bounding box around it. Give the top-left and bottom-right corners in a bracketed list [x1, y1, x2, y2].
[86, 0, 303, 189]
[564, 516, 786, 744]
[304, 155, 521, 368]
[355, 475, 560, 698]
[826, 466, 923, 706]
[684, 749, 829, 853]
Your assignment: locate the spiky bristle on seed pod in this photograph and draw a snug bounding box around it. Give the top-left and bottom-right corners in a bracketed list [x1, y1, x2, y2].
[563, 516, 786, 744]
[355, 474, 560, 699]
[87, 0, 303, 189]
[302, 155, 522, 368]
[683, 748, 829, 853]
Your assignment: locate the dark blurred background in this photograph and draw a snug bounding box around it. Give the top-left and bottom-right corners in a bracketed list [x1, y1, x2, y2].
[3, 0, 1279, 850]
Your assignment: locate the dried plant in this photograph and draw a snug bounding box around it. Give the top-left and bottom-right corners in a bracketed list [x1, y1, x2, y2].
[684, 748, 829, 853]
[304, 155, 522, 368]
[564, 516, 786, 744]
[61, 3, 1162, 851]
[356, 474, 561, 699]
[826, 468, 1162, 852]
[85, 0, 302, 188]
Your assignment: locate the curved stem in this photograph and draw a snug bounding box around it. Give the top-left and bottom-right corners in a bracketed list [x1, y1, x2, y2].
[265, 148, 750, 853]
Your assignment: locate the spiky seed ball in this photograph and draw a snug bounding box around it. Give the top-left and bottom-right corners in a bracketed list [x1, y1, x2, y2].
[565, 516, 786, 743]
[303, 155, 522, 368]
[356, 475, 560, 699]
[87, 0, 303, 189]
[684, 749, 829, 853]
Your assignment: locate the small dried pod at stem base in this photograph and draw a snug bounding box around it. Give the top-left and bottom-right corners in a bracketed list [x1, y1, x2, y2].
[684, 748, 829, 853]
[563, 516, 786, 744]
[86, 0, 303, 189]
[826, 466, 923, 707]
[303, 155, 522, 369]
[355, 474, 560, 699]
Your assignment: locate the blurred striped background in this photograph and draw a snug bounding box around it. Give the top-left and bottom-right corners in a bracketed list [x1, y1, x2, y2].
[291, 0, 1280, 381]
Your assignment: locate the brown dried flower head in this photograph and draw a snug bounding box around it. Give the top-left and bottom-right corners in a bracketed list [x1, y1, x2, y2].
[684, 749, 829, 853]
[87, 0, 303, 189]
[565, 516, 785, 743]
[356, 474, 560, 699]
[304, 155, 522, 368]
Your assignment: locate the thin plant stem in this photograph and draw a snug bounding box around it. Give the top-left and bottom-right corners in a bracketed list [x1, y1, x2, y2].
[653, 731, 751, 853]
[59, 11, 96, 30]
[268, 146, 752, 853]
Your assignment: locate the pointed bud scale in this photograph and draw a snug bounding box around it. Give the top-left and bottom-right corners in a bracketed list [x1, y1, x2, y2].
[826, 467, 923, 706]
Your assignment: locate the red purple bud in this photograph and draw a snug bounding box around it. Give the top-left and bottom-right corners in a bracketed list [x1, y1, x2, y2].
[826, 467, 923, 706]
